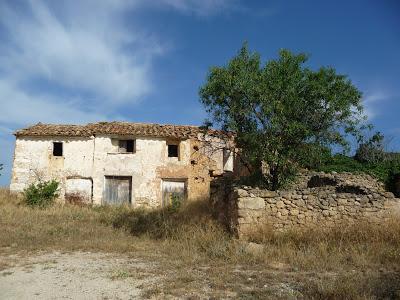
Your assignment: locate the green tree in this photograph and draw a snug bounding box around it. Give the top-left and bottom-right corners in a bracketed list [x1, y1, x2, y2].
[200, 44, 366, 190]
[0, 164, 3, 176]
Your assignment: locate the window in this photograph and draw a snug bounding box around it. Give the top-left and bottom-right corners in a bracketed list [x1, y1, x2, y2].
[53, 142, 63, 156]
[168, 144, 179, 158]
[118, 140, 135, 153]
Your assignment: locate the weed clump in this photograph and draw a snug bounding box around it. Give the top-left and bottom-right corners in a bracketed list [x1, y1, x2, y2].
[23, 180, 59, 207]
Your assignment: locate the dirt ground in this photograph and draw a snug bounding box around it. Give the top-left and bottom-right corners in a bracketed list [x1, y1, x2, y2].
[0, 250, 307, 299]
[1, 250, 400, 299]
[0, 252, 156, 300]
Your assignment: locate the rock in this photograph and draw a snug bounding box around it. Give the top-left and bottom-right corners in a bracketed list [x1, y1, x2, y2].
[238, 197, 265, 210]
[237, 189, 248, 197]
[280, 209, 289, 216]
[280, 191, 292, 199]
[276, 200, 285, 209]
[246, 242, 264, 255]
[290, 209, 299, 216]
[322, 210, 330, 217]
[384, 192, 395, 199]
[259, 190, 277, 198]
[283, 199, 292, 205]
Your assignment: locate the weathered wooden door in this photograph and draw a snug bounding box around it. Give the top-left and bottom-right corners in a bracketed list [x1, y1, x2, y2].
[162, 180, 185, 207]
[104, 176, 132, 205]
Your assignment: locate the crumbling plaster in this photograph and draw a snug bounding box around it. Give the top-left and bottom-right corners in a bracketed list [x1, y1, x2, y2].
[10, 134, 231, 207]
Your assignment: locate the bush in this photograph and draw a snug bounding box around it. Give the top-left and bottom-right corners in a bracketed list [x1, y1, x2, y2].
[24, 180, 59, 207]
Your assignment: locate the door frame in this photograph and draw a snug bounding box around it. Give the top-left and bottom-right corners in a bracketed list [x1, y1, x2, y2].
[161, 178, 187, 207]
[103, 175, 132, 205]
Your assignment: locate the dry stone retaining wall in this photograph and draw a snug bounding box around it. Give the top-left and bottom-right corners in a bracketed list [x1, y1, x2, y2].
[211, 172, 400, 239]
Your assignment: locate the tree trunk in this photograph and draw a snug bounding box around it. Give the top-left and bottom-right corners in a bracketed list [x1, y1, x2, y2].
[270, 166, 279, 191]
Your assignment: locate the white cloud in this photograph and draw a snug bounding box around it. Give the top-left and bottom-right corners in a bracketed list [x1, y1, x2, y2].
[0, 80, 113, 126]
[0, 0, 163, 105]
[155, 0, 240, 15]
[0, 0, 241, 185]
[363, 91, 391, 119]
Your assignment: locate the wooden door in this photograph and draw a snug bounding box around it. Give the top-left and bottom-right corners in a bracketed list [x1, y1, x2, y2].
[162, 180, 185, 207]
[104, 176, 132, 205]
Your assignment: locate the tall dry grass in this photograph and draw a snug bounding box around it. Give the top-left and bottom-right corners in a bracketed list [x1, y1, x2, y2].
[246, 219, 400, 272]
[1, 187, 400, 298]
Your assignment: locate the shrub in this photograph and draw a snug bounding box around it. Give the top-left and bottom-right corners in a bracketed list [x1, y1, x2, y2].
[24, 180, 59, 207]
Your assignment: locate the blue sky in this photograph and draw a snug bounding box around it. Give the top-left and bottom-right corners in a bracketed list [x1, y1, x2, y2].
[0, 0, 399, 185]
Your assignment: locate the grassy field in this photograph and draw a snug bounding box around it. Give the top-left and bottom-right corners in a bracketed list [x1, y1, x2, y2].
[1, 187, 400, 299]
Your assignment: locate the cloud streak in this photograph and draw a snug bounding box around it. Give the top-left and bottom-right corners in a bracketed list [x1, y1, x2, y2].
[363, 91, 392, 120]
[0, 0, 162, 106]
[0, 0, 241, 185]
[155, 0, 241, 16]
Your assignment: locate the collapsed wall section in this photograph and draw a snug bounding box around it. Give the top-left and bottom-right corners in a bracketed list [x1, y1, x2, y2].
[211, 172, 400, 239]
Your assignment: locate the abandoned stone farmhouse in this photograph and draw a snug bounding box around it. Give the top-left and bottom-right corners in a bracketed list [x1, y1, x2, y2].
[10, 122, 237, 207]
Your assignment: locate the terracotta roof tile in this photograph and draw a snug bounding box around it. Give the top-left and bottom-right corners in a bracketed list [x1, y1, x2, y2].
[14, 121, 224, 139]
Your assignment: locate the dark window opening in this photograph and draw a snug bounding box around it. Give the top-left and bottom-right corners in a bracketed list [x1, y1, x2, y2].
[53, 142, 63, 156]
[168, 144, 179, 158]
[119, 140, 135, 153]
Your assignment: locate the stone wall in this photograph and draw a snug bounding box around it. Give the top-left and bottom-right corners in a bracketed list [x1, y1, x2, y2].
[211, 172, 400, 238]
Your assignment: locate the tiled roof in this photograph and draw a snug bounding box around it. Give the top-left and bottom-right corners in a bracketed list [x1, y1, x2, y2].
[14, 122, 218, 139]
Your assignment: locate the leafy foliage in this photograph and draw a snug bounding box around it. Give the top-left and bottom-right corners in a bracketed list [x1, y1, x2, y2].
[24, 180, 59, 207]
[169, 192, 183, 212]
[200, 43, 365, 189]
[0, 163, 2, 176]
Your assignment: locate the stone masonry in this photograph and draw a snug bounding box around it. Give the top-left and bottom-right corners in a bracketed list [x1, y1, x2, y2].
[211, 172, 400, 239]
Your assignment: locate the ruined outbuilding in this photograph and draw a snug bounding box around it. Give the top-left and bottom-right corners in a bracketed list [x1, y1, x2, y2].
[10, 122, 237, 207]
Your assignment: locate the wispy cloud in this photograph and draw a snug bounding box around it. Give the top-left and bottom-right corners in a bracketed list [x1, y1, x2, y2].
[0, 80, 113, 126]
[0, 0, 243, 186]
[0, 0, 163, 108]
[0, 0, 237, 129]
[363, 91, 392, 119]
[155, 0, 241, 16]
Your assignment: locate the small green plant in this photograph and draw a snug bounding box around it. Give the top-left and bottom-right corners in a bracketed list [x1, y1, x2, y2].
[24, 180, 59, 207]
[169, 192, 183, 212]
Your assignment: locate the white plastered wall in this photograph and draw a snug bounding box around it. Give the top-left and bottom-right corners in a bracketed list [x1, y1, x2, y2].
[10, 134, 228, 207]
[10, 136, 95, 199]
[91, 135, 191, 207]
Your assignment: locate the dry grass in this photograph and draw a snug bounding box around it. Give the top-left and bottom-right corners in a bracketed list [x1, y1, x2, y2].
[246, 219, 400, 272]
[1, 187, 400, 298]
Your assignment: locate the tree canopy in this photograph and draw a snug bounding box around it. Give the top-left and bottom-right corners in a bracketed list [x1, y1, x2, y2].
[200, 44, 366, 189]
